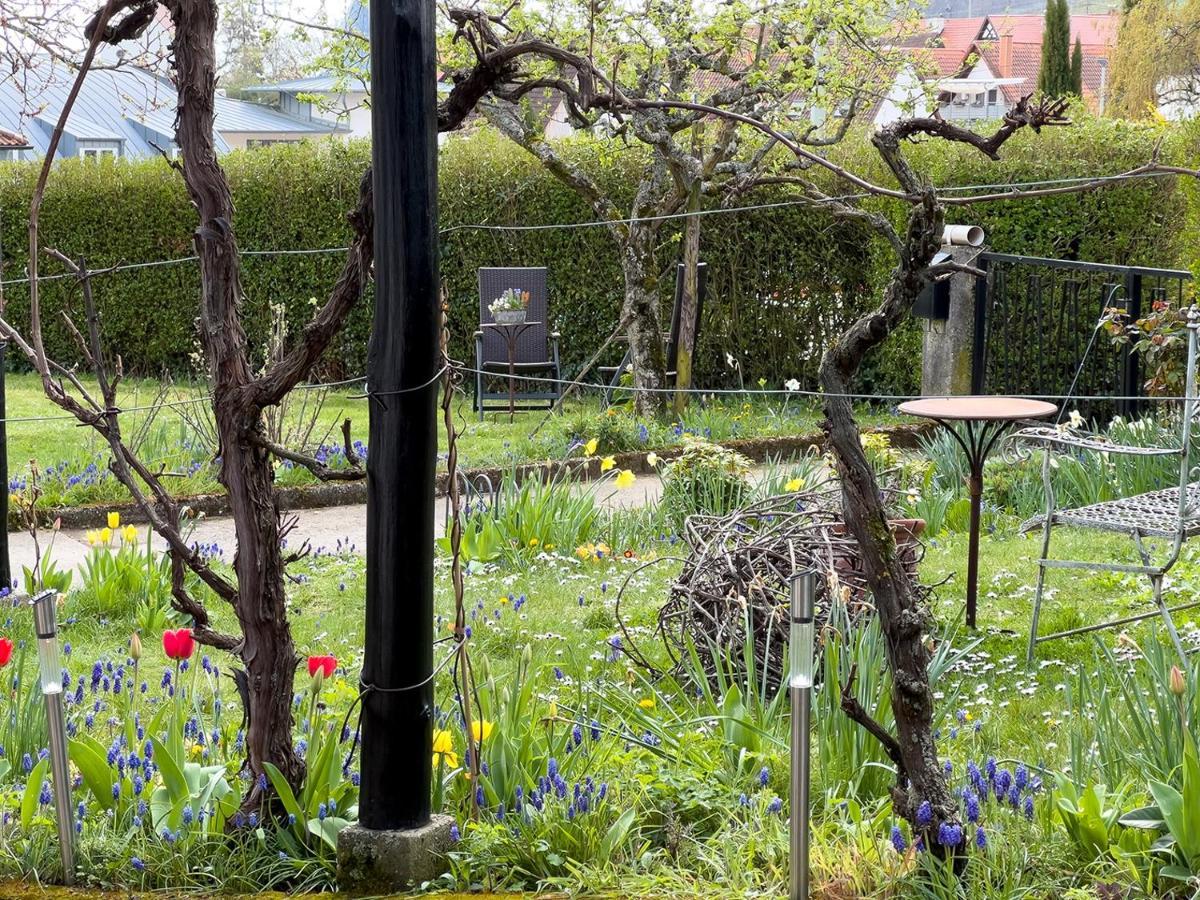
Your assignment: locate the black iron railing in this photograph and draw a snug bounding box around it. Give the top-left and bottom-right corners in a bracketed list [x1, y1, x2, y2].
[972, 253, 1193, 421]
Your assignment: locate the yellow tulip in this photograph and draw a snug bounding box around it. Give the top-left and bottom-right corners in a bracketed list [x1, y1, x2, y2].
[785, 477, 804, 492]
[121, 524, 138, 543]
[432, 728, 458, 768]
[600, 456, 616, 472]
[107, 511, 120, 529]
[100, 527, 112, 545]
[470, 720, 495, 742]
[615, 469, 636, 489]
[85, 529, 99, 546]
[528, 537, 540, 547]
[584, 438, 598, 456]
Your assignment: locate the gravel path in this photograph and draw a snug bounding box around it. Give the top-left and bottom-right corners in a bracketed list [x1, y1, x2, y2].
[7, 469, 679, 576]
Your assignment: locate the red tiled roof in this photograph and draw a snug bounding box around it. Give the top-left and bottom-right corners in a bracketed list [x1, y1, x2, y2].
[975, 39, 1111, 108]
[0, 128, 30, 149]
[989, 13, 1118, 50]
[936, 17, 988, 53]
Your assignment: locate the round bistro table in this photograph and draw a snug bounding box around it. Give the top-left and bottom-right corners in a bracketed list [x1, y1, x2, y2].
[481, 320, 540, 422]
[897, 396, 1058, 629]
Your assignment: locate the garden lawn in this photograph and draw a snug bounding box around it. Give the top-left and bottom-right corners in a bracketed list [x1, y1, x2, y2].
[2, 372, 900, 511]
[8, 508, 1197, 895]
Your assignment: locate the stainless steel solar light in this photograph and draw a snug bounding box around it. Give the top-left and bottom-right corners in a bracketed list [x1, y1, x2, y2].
[789, 571, 816, 900]
[32, 589, 74, 885]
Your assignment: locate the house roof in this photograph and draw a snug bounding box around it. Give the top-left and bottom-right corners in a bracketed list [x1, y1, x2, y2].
[975, 37, 1111, 106]
[936, 17, 988, 53]
[0, 127, 32, 149]
[989, 13, 1117, 49]
[244, 74, 370, 94]
[0, 57, 344, 159]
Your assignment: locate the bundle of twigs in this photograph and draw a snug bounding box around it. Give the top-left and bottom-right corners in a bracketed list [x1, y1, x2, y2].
[615, 475, 928, 692]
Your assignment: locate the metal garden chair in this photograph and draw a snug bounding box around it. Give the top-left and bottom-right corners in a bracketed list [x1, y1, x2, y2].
[1010, 306, 1200, 665]
[599, 261, 706, 405]
[474, 267, 562, 420]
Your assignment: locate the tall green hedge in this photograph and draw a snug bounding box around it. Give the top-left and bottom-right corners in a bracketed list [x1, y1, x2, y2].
[0, 118, 1189, 396]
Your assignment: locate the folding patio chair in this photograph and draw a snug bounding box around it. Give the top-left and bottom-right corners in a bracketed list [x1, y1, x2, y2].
[599, 261, 707, 405]
[1010, 306, 1200, 665]
[474, 267, 562, 420]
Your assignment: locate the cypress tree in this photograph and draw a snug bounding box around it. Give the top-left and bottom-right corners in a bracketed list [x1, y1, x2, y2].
[1070, 34, 1084, 94]
[1038, 0, 1073, 96]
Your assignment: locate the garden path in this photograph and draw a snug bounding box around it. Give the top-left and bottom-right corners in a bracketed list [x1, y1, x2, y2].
[5, 468, 683, 578]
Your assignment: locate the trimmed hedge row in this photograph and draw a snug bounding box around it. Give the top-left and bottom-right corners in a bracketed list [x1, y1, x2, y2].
[0, 118, 1188, 396]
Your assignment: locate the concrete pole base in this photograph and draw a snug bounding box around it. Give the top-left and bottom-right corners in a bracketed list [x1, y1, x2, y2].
[337, 816, 455, 896]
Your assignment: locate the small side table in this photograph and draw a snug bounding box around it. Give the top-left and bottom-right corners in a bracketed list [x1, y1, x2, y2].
[897, 396, 1057, 629]
[482, 321, 540, 423]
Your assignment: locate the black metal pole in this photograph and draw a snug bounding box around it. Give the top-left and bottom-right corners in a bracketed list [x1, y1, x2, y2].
[0, 340, 9, 592]
[359, 0, 439, 830]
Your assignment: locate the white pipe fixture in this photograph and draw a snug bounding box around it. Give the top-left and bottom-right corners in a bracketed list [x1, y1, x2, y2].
[942, 224, 985, 247]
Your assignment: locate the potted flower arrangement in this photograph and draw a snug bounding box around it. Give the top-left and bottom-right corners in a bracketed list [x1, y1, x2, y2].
[489, 287, 530, 325]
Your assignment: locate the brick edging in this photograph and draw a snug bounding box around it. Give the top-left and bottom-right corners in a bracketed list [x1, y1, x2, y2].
[35, 422, 933, 530]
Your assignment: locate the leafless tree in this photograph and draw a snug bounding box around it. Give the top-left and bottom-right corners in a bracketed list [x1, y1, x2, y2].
[0, 0, 598, 810]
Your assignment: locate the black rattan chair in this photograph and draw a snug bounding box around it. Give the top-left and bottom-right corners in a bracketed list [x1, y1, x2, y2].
[474, 267, 562, 419]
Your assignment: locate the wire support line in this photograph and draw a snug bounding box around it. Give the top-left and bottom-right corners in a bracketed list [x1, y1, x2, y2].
[455, 362, 1200, 405]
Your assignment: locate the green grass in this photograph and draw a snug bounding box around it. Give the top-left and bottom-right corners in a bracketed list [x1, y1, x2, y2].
[27, 517, 1200, 896]
[2, 372, 899, 510]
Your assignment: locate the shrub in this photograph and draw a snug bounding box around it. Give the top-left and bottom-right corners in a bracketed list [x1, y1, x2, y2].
[0, 117, 1187, 398]
[659, 436, 753, 531]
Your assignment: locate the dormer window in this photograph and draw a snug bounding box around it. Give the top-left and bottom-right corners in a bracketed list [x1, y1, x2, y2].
[78, 140, 122, 159]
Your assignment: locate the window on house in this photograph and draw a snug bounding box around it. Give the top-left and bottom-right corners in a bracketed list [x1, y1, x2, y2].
[952, 93, 967, 106]
[972, 91, 985, 107]
[988, 88, 998, 104]
[246, 139, 298, 149]
[79, 146, 118, 160]
[0, 149, 19, 162]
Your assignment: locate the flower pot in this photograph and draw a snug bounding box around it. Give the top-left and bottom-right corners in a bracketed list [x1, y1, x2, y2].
[493, 308, 527, 325]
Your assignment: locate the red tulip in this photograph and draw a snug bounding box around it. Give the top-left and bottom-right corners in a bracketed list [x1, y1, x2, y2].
[307, 655, 336, 679]
[0, 637, 12, 668]
[162, 628, 195, 661]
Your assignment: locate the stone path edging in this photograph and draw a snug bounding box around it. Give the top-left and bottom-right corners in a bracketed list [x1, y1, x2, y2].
[36, 422, 933, 531]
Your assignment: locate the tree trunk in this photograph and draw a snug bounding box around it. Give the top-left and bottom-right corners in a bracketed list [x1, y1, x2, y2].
[621, 222, 668, 417]
[167, 0, 302, 804]
[673, 182, 702, 415]
[818, 194, 960, 851]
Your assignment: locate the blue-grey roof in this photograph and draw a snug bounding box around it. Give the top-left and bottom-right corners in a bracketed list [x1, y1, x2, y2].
[0, 58, 345, 160]
[244, 74, 370, 94]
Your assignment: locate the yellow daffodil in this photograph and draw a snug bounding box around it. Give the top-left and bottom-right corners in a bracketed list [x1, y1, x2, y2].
[499, 596, 509, 604]
[638, 697, 656, 710]
[615, 469, 636, 489]
[576, 544, 594, 560]
[646, 452, 659, 467]
[85, 529, 100, 546]
[432, 729, 458, 768]
[100, 527, 112, 545]
[584, 438, 598, 456]
[470, 720, 495, 742]
[528, 537, 540, 548]
[600, 456, 616, 472]
[107, 511, 120, 529]
[545, 544, 555, 551]
[785, 477, 805, 492]
[121, 524, 138, 543]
